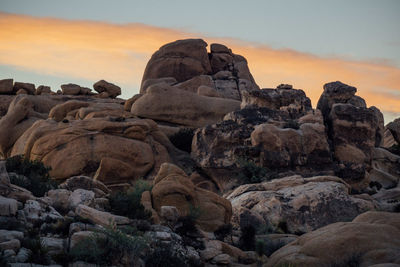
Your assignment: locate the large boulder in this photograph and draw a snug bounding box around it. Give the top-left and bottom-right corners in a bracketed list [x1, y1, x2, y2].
[267, 211, 400, 267]
[137, 39, 258, 127]
[0, 79, 14, 94]
[369, 147, 400, 189]
[93, 80, 121, 98]
[131, 83, 240, 127]
[316, 81, 365, 119]
[241, 86, 312, 115]
[329, 103, 384, 187]
[13, 82, 35, 95]
[227, 175, 374, 234]
[387, 118, 400, 145]
[317, 81, 384, 189]
[141, 39, 212, 87]
[149, 163, 232, 232]
[10, 117, 175, 185]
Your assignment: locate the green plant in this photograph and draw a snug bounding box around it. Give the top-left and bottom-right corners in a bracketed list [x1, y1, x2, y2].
[69, 223, 148, 266]
[214, 223, 233, 241]
[239, 225, 256, 251]
[6, 155, 57, 197]
[283, 119, 300, 130]
[256, 223, 274, 235]
[237, 158, 268, 184]
[108, 179, 152, 220]
[169, 128, 194, 153]
[22, 237, 51, 265]
[40, 218, 73, 236]
[255, 239, 266, 257]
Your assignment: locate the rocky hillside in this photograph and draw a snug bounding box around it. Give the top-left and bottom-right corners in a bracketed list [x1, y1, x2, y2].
[0, 39, 399, 267]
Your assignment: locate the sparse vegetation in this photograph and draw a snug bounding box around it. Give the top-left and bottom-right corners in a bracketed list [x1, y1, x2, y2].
[169, 128, 194, 153]
[6, 155, 57, 197]
[283, 119, 300, 130]
[108, 179, 152, 220]
[22, 237, 51, 265]
[237, 158, 269, 184]
[239, 225, 256, 251]
[145, 242, 187, 267]
[69, 223, 148, 266]
[214, 223, 233, 242]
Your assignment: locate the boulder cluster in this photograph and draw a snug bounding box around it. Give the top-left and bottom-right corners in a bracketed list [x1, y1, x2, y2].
[0, 39, 399, 266]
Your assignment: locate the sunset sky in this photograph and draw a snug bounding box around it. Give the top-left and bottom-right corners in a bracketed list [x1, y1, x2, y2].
[0, 0, 399, 122]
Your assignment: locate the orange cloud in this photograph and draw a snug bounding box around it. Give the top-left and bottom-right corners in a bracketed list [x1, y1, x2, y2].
[0, 12, 399, 122]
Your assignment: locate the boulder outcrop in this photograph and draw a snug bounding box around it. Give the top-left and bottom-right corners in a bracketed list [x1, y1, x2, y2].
[227, 175, 374, 234]
[131, 83, 240, 127]
[267, 211, 400, 267]
[317, 81, 384, 189]
[148, 163, 232, 232]
[10, 117, 175, 185]
[135, 39, 258, 127]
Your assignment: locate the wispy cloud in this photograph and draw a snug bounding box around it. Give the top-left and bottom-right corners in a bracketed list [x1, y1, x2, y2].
[0, 12, 399, 122]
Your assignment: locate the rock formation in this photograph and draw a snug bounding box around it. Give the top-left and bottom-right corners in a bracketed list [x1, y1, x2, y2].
[0, 38, 399, 267]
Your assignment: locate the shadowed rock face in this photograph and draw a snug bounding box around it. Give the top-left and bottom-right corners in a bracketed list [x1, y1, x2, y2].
[191, 88, 331, 191]
[317, 81, 385, 189]
[266, 211, 400, 267]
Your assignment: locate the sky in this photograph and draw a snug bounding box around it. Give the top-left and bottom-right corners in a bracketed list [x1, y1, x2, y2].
[0, 0, 399, 123]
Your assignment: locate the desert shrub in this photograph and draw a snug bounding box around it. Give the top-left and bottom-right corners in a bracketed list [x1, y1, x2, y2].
[22, 237, 51, 265]
[214, 223, 233, 241]
[237, 158, 268, 184]
[256, 223, 274, 235]
[255, 239, 266, 257]
[40, 218, 73, 236]
[283, 119, 300, 130]
[145, 242, 187, 267]
[6, 155, 57, 197]
[239, 225, 256, 251]
[169, 128, 194, 153]
[108, 179, 152, 220]
[70, 224, 148, 266]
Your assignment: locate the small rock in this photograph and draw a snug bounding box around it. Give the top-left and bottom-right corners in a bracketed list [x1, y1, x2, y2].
[75, 204, 130, 227]
[36, 85, 51, 95]
[0, 196, 18, 216]
[0, 230, 24, 242]
[61, 83, 81, 95]
[3, 248, 16, 258]
[40, 237, 66, 255]
[16, 89, 28, 95]
[15, 247, 30, 263]
[13, 82, 35, 94]
[211, 253, 231, 265]
[69, 189, 95, 210]
[47, 189, 71, 212]
[277, 84, 293, 89]
[0, 239, 20, 252]
[0, 78, 13, 94]
[160, 206, 179, 224]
